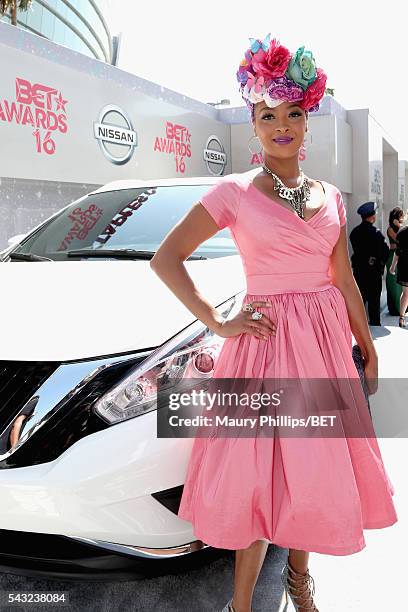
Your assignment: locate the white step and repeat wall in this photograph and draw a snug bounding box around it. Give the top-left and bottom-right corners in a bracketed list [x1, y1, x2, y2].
[0, 23, 231, 248]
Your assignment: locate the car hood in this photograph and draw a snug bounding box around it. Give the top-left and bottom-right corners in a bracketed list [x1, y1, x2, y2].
[0, 257, 246, 361]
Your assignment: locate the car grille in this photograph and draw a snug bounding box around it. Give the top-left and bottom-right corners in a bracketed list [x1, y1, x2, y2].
[0, 354, 147, 468]
[0, 361, 60, 436]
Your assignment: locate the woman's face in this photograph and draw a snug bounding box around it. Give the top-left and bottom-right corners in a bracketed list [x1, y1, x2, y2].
[253, 100, 307, 159]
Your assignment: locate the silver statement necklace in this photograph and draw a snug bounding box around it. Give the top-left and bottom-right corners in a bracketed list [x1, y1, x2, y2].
[261, 164, 311, 219]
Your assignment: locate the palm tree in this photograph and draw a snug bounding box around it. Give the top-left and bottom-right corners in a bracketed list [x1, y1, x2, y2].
[0, 1, 33, 26]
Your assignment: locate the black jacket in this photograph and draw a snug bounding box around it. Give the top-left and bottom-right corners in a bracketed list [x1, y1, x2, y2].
[349, 220, 389, 274]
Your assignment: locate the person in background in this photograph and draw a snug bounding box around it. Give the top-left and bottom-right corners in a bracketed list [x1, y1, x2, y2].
[386, 207, 404, 315]
[349, 201, 389, 326]
[389, 218, 408, 327]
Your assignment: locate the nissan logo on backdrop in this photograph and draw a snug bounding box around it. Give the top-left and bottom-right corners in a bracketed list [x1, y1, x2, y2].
[203, 135, 227, 175]
[94, 105, 138, 165]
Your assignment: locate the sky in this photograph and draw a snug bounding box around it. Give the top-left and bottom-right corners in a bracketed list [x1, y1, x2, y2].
[105, 0, 408, 158]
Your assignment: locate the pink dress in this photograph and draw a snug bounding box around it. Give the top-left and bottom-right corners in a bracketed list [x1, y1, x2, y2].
[177, 171, 398, 555]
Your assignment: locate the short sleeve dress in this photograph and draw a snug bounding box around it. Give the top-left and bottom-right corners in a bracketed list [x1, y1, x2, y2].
[177, 170, 398, 555]
[395, 225, 408, 286]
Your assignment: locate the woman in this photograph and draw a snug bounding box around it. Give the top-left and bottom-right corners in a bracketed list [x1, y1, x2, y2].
[386, 207, 404, 316]
[151, 35, 398, 612]
[389, 218, 408, 327]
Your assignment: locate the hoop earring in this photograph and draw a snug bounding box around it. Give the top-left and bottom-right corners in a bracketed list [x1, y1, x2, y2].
[248, 134, 263, 155]
[303, 131, 313, 147]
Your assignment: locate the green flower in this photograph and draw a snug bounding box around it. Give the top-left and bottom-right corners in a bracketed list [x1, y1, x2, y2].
[286, 46, 317, 90]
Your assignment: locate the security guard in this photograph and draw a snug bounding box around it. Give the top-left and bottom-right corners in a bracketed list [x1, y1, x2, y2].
[350, 201, 389, 326]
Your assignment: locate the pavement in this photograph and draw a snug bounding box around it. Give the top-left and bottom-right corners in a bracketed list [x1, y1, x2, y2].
[309, 304, 407, 611]
[0, 294, 406, 611]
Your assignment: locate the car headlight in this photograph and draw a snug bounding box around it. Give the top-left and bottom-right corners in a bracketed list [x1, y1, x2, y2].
[93, 295, 243, 424]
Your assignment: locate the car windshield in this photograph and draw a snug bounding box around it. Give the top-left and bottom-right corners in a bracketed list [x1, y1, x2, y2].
[10, 185, 238, 261]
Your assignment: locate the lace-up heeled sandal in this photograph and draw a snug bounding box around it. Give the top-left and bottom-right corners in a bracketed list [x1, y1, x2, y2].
[281, 559, 319, 611]
[399, 315, 407, 328]
[221, 598, 253, 612]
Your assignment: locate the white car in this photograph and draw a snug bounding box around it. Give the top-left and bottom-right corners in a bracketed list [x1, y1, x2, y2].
[0, 176, 247, 576]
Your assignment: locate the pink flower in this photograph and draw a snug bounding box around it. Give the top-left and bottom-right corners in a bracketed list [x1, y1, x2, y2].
[252, 39, 291, 80]
[300, 68, 327, 110]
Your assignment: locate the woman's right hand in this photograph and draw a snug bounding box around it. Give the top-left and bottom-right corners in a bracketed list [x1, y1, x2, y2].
[216, 301, 277, 341]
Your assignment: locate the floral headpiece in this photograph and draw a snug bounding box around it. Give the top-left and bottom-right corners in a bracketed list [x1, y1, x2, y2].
[236, 33, 328, 122]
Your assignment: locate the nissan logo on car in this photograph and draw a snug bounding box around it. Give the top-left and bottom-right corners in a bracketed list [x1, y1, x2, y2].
[94, 105, 138, 165]
[203, 135, 227, 176]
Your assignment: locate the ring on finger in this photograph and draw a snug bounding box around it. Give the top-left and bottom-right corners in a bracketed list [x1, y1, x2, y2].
[242, 303, 254, 313]
[251, 311, 263, 320]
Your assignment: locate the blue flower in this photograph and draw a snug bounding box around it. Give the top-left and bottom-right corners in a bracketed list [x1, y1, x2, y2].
[286, 46, 318, 90]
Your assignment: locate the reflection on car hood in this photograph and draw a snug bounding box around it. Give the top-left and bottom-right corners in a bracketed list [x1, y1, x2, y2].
[0, 257, 245, 360]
